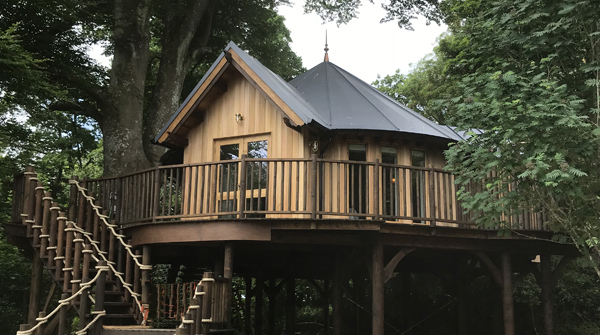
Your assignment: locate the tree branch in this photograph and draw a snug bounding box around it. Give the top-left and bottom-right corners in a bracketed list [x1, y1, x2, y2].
[49, 101, 104, 128]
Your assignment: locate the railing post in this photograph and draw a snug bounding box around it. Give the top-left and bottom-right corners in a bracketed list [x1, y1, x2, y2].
[93, 260, 108, 335]
[32, 182, 44, 246]
[201, 272, 214, 335]
[374, 159, 380, 221]
[79, 277, 89, 330]
[25, 168, 38, 237]
[69, 175, 79, 225]
[239, 154, 247, 219]
[142, 245, 151, 306]
[152, 167, 161, 222]
[115, 177, 123, 224]
[311, 154, 317, 219]
[428, 165, 436, 227]
[36, 312, 46, 335]
[58, 293, 69, 335]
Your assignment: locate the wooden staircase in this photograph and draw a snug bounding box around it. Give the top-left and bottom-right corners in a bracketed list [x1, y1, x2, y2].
[11, 168, 149, 334]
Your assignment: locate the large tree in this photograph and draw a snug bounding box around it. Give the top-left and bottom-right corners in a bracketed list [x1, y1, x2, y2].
[0, 0, 446, 176]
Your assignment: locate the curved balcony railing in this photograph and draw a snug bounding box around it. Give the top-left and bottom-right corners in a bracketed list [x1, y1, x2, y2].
[43, 156, 548, 231]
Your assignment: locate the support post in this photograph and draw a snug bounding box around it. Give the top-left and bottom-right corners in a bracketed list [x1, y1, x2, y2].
[39, 192, 51, 259]
[58, 293, 69, 335]
[201, 272, 214, 335]
[501, 252, 515, 335]
[244, 278, 252, 335]
[32, 182, 44, 246]
[239, 154, 247, 219]
[93, 261, 107, 335]
[28, 252, 43, 325]
[256, 278, 264, 334]
[311, 154, 317, 219]
[323, 279, 329, 335]
[332, 254, 343, 335]
[152, 167, 161, 222]
[224, 243, 234, 327]
[541, 254, 554, 335]
[36, 312, 46, 335]
[142, 245, 151, 305]
[428, 165, 436, 226]
[79, 277, 89, 330]
[374, 159, 380, 220]
[457, 263, 469, 335]
[285, 277, 295, 335]
[268, 279, 276, 335]
[372, 243, 385, 335]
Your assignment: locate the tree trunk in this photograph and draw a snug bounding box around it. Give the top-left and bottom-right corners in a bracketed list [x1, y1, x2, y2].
[143, 0, 218, 165]
[104, 0, 152, 176]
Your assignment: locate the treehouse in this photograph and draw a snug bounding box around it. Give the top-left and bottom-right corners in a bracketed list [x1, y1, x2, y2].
[6, 42, 578, 335]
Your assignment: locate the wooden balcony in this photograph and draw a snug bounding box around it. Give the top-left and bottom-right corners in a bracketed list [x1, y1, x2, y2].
[12, 157, 548, 231]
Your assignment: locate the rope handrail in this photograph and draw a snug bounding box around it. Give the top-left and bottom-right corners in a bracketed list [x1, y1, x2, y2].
[69, 179, 150, 325]
[16, 265, 109, 335]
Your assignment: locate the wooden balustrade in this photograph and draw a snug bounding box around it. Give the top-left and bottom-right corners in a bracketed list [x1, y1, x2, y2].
[80, 158, 549, 230]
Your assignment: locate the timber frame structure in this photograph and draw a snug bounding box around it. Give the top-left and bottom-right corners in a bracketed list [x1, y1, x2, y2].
[5, 42, 577, 335]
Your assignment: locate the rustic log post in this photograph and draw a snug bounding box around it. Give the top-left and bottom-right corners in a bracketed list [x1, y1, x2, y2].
[239, 154, 247, 218]
[184, 312, 193, 334]
[69, 176, 79, 224]
[55, 212, 67, 280]
[39, 192, 52, 258]
[142, 245, 152, 306]
[72, 232, 83, 298]
[82, 245, 92, 289]
[224, 243, 234, 327]
[58, 293, 69, 335]
[332, 254, 343, 335]
[501, 252, 515, 335]
[457, 262, 469, 335]
[285, 277, 295, 335]
[124, 240, 133, 302]
[107, 221, 116, 281]
[115, 177, 123, 223]
[47, 203, 59, 269]
[36, 312, 46, 335]
[19, 324, 32, 334]
[201, 272, 214, 335]
[374, 159, 380, 220]
[25, 168, 37, 237]
[79, 277, 89, 330]
[311, 154, 318, 219]
[22, 167, 34, 216]
[268, 279, 276, 335]
[134, 250, 142, 298]
[28, 253, 43, 325]
[32, 182, 44, 246]
[428, 165, 436, 226]
[190, 298, 199, 335]
[93, 261, 108, 335]
[63, 221, 75, 293]
[195, 284, 203, 335]
[100, 210, 109, 254]
[540, 254, 554, 335]
[372, 243, 384, 335]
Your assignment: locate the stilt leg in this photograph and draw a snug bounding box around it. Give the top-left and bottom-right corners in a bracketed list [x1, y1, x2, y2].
[501, 252, 515, 335]
[541, 255, 554, 335]
[372, 244, 384, 335]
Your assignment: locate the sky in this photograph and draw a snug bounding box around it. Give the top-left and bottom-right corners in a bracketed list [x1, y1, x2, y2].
[90, 1, 447, 84]
[277, 1, 447, 83]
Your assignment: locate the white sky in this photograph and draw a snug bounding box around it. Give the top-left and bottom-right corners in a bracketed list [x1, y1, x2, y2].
[277, 1, 447, 83]
[89, 2, 447, 84]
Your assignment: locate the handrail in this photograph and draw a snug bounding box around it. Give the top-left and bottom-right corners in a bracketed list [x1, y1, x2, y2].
[82, 158, 548, 231]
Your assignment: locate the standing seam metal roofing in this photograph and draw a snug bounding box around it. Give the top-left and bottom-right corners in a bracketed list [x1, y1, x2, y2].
[155, 41, 463, 143]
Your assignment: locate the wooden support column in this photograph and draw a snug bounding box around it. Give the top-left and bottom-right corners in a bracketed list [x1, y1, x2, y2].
[501, 252, 515, 335]
[58, 293, 69, 335]
[540, 255, 554, 335]
[332, 255, 343, 335]
[256, 278, 264, 335]
[142, 245, 151, 305]
[456, 263, 469, 335]
[372, 243, 384, 335]
[28, 253, 43, 325]
[224, 243, 234, 327]
[244, 278, 252, 335]
[201, 272, 214, 335]
[268, 279, 277, 335]
[93, 261, 108, 335]
[323, 279, 329, 335]
[285, 278, 295, 335]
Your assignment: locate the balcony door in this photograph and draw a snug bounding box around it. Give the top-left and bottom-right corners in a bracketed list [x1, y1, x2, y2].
[411, 149, 426, 222]
[215, 136, 269, 217]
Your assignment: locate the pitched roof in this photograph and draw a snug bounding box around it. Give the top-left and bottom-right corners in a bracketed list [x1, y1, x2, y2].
[288, 61, 462, 141]
[155, 42, 462, 146]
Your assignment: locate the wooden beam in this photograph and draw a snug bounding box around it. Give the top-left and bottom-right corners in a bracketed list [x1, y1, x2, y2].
[383, 247, 416, 283]
[472, 251, 503, 288]
[372, 243, 384, 335]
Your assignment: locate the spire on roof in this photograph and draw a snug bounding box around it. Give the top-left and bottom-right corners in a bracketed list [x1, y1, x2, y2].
[324, 30, 329, 62]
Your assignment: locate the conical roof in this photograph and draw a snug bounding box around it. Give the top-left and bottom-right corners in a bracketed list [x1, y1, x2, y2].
[289, 62, 462, 141]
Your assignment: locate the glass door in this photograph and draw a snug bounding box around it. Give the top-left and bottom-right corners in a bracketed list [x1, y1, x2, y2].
[382, 147, 398, 217]
[348, 144, 367, 216]
[411, 150, 426, 222]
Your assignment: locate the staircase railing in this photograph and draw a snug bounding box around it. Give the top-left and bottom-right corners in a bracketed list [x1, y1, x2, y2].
[13, 168, 150, 335]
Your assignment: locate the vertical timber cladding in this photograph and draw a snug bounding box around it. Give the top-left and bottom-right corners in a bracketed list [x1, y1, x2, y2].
[182, 71, 310, 217]
[318, 135, 456, 224]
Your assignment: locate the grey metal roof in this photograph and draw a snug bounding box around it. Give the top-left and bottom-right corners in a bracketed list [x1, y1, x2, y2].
[156, 42, 463, 143]
[289, 61, 463, 141]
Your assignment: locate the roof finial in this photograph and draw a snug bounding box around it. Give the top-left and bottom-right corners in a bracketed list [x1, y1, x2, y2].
[324, 30, 329, 62]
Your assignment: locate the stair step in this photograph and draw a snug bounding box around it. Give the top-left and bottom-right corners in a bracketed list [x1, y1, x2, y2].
[104, 301, 134, 307]
[87, 313, 135, 319]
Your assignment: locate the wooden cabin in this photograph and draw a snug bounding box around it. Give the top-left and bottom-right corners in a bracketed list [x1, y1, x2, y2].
[6, 42, 577, 335]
